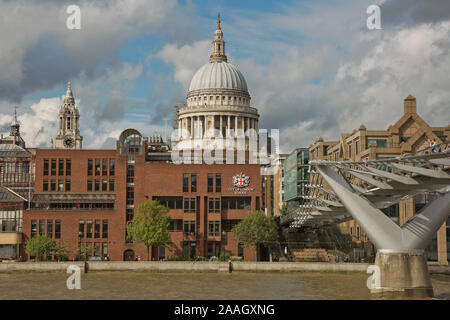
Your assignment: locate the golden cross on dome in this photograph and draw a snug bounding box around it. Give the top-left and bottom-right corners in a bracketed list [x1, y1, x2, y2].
[217, 12, 221, 30]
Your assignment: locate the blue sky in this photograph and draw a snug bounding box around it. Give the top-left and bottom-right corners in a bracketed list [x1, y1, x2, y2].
[0, 0, 449, 151]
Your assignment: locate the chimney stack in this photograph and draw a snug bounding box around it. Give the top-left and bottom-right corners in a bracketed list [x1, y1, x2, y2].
[404, 94, 417, 114]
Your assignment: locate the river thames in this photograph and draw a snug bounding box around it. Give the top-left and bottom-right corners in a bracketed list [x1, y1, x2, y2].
[0, 272, 449, 300]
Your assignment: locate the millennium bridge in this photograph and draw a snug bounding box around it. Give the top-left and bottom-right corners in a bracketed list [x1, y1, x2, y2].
[281, 143, 450, 297]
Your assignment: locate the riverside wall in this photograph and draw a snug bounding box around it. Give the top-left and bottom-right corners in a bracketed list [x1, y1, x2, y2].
[0, 261, 448, 274]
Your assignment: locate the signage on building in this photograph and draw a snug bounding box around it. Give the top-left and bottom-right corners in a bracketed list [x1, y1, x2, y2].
[229, 172, 254, 194]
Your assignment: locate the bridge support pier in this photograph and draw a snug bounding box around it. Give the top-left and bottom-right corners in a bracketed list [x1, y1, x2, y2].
[372, 250, 433, 298]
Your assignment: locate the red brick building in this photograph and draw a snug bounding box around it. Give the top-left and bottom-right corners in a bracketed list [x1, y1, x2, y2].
[22, 130, 262, 261]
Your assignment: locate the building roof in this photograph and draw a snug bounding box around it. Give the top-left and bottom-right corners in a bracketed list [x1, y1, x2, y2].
[188, 61, 249, 94]
[0, 186, 27, 203]
[0, 143, 30, 156]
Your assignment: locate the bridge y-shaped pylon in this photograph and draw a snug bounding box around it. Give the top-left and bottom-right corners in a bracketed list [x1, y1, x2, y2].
[281, 147, 450, 296]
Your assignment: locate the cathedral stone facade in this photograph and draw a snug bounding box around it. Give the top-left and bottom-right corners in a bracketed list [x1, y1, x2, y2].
[55, 82, 83, 149]
[175, 14, 259, 149]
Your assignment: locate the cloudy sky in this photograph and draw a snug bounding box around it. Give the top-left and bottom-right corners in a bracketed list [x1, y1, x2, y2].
[0, 0, 449, 152]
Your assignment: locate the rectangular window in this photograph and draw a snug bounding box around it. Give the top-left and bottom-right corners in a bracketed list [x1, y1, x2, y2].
[126, 186, 134, 199]
[87, 159, 93, 176]
[58, 159, 64, 176]
[87, 180, 92, 192]
[78, 220, 85, 238]
[126, 208, 134, 222]
[154, 197, 183, 210]
[109, 159, 115, 176]
[65, 179, 71, 192]
[31, 220, 37, 237]
[86, 220, 92, 238]
[95, 159, 100, 176]
[109, 180, 114, 192]
[159, 247, 165, 260]
[58, 180, 64, 192]
[38, 220, 45, 235]
[207, 174, 213, 192]
[208, 221, 220, 237]
[127, 165, 134, 181]
[367, 139, 387, 148]
[222, 220, 241, 232]
[51, 159, 56, 176]
[238, 243, 244, 257]
[191, 174, 197, 192]
[55, 220, 61, 239]
[183, 174, 189, 192]
[102, 220, 108, 238]
[95, 180, 100, 192]
[50, 180, 56, 192]
[66, 159, 71, 176]
[208, 197, 221, 213]
[216, 174, 222, 192]
[94, 220, 100, 238]
[184, 198, 196, 213]
[43, 180, 48, 192]
[169, 219, 183, 232]
[355, 141, 360, 154]
[102, 159, 107, 176]
[183, 221, 196, 236]
[222, 197, 251, 210]
[43, 159, 49, 176]
[102, 180, 107, 192]
[208, 242, 213, 257]
[102, 243, 108, 257]
[348, 144, 352, 158]
[94, 242, 100, 257]
[47, 220, 53, 238]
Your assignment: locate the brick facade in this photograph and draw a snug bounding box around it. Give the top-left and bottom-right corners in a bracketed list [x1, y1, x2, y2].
[22, 143, 262, 261]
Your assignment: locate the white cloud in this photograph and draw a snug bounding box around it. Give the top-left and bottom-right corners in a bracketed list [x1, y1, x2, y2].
[155, 40, 211, 92]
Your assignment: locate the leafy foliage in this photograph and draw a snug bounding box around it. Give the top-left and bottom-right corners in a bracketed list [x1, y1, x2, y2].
[232, 211, 279, 249]
[25, 235, 56, 261]
[279, 203, 288, 216]
[126, 200, 172, 261]
[54, 242, 71, 261]
[76, 243, 93, 261]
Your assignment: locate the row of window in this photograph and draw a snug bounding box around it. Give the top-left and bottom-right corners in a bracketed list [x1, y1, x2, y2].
[43, 159, 71, 176]
[33, 203, 115, 211]
[43, 179, 71, 192]
[87, 159, 115, 176]
[78, 242, 108, 258]
[78, 220, 108, 239]
[31, 220, 61, 239]
[154, 196, 251, 213]
[168, 219, 241, 236]
[87, 180, 115, 192]
[183, 173, 222, 193]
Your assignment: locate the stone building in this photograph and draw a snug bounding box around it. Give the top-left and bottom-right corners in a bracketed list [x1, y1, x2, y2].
[174, 14, 259, 150]
[55, 82, 83, 149]
[309, 95, 450, 264]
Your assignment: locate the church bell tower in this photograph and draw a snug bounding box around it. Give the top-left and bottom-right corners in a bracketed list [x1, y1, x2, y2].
[55, 81, 83, 149]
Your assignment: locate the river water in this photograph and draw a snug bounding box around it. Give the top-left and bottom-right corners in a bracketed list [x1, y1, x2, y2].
[0, 272, 449, 300]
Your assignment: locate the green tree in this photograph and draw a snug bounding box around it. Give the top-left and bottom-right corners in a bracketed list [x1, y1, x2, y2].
[126, 200, 172, 261]
[54, 242, 71, 261]
[279, 203, 288, 216]
[25, 235, 56, 261]
[232, 211, 279, 261]
[76, 243, 93, 261]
